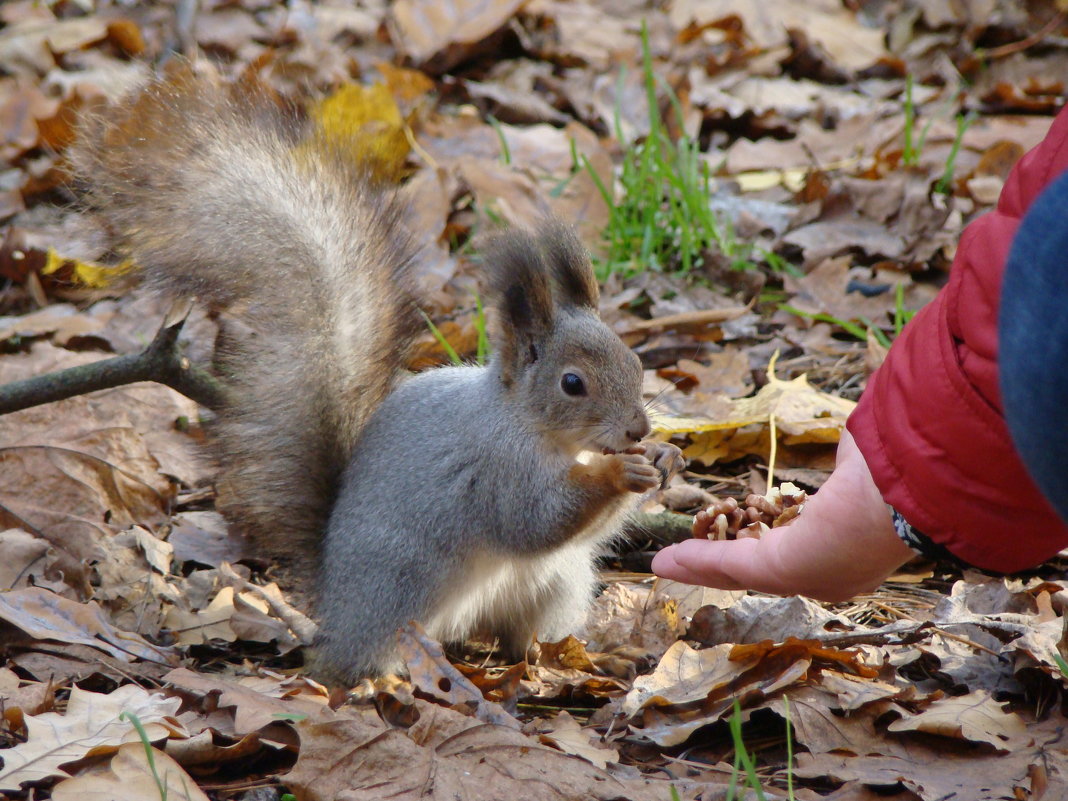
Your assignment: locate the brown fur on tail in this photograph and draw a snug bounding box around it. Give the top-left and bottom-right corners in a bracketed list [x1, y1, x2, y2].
[71, 70, 420, 592]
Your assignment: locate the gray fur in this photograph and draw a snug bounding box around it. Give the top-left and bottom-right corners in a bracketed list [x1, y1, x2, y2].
[315, 355, 643, 679]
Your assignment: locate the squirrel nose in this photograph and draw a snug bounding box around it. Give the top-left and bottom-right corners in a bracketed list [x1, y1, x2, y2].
[627, 416, 651, 442]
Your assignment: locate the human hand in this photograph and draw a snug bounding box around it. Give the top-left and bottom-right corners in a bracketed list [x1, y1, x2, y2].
[651, 429, 915, 603]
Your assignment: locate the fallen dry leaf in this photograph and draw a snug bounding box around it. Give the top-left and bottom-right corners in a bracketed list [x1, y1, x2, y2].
[389, 0, 524, 72]
[163, 667, 331, 735]
[398, 622, 520, 730]
[167, 512, 242, 568]
[886, 690, 1029, 751]
[688, 594, 853, 646]
[671, 0, 886, 69]
[765, 684, 900, 758]
[580, 581, 688, 657]
[3, 1, 1068, 796]
[660, 353, 856, 467]
[625, 637, 880, 747]
[622, 641, 741, 718]
[0, 18, 107, 76]
[0, 669, 55, 719]
[453, 154, 552, 228]
[0, 527, 58, 590]
[92, 526, 177, 637]
[784, 256, 924, 328]
[0, 419, 174, 562]
[50, 741, 208, 801]
[287, 701, 706, 801]
[229, 583, 304, 652]
[534, 710, 619, 769]
[537, 634, 599, 672]
[795, 723, 1068, 801]
[0, 684, 184, 791]
[522, 0, 635, 70]
[163, 584, 239, 646]
[0, 587, 175, 664]
[162, 729, 265, 770]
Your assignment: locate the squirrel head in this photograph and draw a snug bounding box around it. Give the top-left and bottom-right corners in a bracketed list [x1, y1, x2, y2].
[483, 221, 650, 455]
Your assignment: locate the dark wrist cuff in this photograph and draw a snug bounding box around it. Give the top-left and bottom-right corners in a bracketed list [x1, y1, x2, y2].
[889, 506, 1000, 575]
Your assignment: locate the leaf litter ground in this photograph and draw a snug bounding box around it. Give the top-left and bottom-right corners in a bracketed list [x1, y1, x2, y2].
[2, 1, 1068, 799]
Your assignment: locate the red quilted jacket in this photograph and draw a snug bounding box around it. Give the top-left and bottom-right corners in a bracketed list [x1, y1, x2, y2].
[848, 106, 1068, 573]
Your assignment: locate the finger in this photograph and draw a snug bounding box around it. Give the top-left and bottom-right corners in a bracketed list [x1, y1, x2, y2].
[656, 536, 803, 596]
[651, 541, 750, 590]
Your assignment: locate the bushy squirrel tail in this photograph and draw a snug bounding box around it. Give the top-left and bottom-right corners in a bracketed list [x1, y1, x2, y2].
[71, 69, 419, 586]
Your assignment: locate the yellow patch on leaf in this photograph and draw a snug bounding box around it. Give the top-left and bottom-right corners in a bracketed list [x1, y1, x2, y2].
[308, 82, 411, 181]
[41, 248, 133, 289]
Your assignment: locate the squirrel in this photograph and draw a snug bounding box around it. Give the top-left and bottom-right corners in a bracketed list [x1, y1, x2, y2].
[70, 71, 685, 684]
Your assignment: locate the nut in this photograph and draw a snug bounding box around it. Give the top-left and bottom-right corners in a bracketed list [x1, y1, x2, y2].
[691, 483, 808, 540]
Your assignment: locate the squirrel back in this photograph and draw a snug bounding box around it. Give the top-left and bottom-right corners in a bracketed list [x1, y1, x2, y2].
[71, 71, 419, 585]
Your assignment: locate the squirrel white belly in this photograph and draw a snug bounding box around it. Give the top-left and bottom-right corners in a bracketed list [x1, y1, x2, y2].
[72, 71, 685, 684]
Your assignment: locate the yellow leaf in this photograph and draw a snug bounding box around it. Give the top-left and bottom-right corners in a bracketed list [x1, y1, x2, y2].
[733, 157, 859, 193]
[308, 82, 410, 181]
[734, 167, 808, 193]
[682, 425, 767, 467]
[653, 353, 855, 466]
[41, 248, 133, 288]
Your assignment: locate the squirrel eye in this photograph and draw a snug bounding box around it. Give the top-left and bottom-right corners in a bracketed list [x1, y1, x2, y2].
[561, 373, 586, 396]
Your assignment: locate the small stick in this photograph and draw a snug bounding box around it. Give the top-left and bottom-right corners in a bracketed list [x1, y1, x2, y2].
[982, 11, 1066, 60]
[0, 315, 227, 415]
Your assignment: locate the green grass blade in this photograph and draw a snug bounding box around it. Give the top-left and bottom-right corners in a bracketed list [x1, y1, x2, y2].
[120, 711, 168, 801]
[902, 74, 916, 166]
[935, 111, 976, 195]
[421, 311, 462, 365]
[780, 304, 871, 343]
[729, 700, 767, 801]
[473, 292, 489, 364]
[487, 115, 511, 165]
[857, 315, 892, 348]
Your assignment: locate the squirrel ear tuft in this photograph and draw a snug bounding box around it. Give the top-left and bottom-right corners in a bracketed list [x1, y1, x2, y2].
[537, 220, 599, 310]
[481, 229, 555, 380]
[483, 229, 555, 333]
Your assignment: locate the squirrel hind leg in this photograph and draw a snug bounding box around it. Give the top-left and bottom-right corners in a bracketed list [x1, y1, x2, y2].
[304, 639, 405, 685]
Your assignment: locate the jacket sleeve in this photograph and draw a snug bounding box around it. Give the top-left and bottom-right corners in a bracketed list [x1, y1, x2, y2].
[847, 106, 1068, 573]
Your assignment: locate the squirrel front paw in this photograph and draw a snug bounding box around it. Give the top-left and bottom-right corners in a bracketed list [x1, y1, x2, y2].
[636, 440, 686, 489]
[612, 452, 661, 493]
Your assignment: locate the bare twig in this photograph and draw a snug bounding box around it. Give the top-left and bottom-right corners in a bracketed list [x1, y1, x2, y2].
[0, 315, 227, 415]
[218, 561, 320, 645]
[981, 11, 1066, 60]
